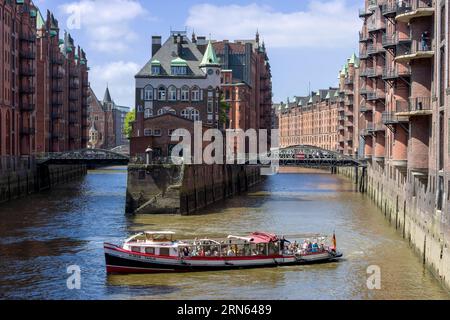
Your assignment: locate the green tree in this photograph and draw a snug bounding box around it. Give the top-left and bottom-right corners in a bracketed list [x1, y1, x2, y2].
[219, 100, 230, 127]
[123, 110, 135, 139]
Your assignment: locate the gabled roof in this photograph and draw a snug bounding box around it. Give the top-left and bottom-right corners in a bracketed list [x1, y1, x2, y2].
[136, 34, 206, 78]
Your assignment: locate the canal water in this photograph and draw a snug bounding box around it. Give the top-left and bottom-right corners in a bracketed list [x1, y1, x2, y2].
[0, 167, 448, 299]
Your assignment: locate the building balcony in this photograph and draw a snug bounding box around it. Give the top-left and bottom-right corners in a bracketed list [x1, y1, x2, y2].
[396, 0, 434, 23]
[345, 89, 354, 96]
[20, 127, 36, 136]
[345, 98, 353, 106]
[360, 87, 370, 95]
[360, 103, 372, 113]
[367, 91, 385, 101]
[367, 43, 385, 55]
[69, 81, 80, 89]
[69, 117, 78, 125]
[382, 111, 409, 124]
[359, 31, 372, 42]
[20, 66, 36, 77]
[69, 93, 79, 101]
[19, 51, 36, 60]
[20, 33, 36, 42]
[359, 50, 369, 60]
[51, 112, 63, 120]
[368, 21, 386, 33]
[373, 122, 385, 132]
[52, 99, 63, 107]
[382, 2, 397, 17]
[345, 120, 353, 127]
[338, 115, 345, 121]
[52, 69, 64, 79]
[338, 125, 345, 131]
[51, 133, 63, 140]
[395, 39, 434, 62]
[345, 77, 354, 85]
[52, 84, 63, 92]
[382, 33, 397, 48]
[367, 67, 383, 78]
[20, 85, 35, 94]
[359, 1, 376, 18]
[69, 106, 78, 113]
[345, 110, 354, 117]
[382, 66, 411, 80]
[51, 56, 64, 65]
[20, 103, 35, 112]
[361, 123, 374, 136]
[396, 97, 432, 116]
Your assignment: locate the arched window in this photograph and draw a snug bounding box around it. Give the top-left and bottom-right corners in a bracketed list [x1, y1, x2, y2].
[191, 86, 200, 101]
[144, 85, 153, 101]
[158, 86, 166, 101]
[5, 111, 11, 155]
[181, 86, 189, 101]
[157, 107, 176, 115]
[190, 109, 200, 121]
[181, 108, 190, 119]
[168, 86, 177, 101]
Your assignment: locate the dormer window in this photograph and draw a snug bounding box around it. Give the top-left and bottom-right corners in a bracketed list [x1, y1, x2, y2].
[171, 57, 188, 76]
[151, 60, 161, 75]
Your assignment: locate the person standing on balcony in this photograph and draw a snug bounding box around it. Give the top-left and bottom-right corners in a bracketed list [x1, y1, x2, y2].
[421, 31, 429, 51]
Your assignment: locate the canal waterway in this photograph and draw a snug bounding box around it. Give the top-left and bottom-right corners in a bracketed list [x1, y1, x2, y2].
[0, 166, 448, 299]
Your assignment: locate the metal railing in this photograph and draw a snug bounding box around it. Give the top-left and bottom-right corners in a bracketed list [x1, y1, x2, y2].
[396, 0, 434, 15]
[367, 43, 384, 55]
[382, 111, 409, 124]
[396, 97, 432, 112]
[382, 65, 411, 79]
[382, 2, 398, 16]
[367, 91, 385, 101]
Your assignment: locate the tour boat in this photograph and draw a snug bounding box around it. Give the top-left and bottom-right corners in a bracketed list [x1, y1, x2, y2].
[104, 231, 343, 274]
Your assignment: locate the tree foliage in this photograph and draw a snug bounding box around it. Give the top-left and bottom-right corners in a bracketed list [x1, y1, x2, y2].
[123, 110, 135, 139]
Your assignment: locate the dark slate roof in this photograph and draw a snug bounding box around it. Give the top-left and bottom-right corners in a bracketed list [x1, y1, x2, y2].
[103, 86, 112, 103]
[136, 35, 206, 78]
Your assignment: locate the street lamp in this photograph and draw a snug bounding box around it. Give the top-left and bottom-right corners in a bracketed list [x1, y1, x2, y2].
[145, 146, 153, 165]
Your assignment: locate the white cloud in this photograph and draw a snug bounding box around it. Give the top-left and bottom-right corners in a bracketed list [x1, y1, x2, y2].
[59, 0, 147, 53]
[186, 1, 360, 48]
[89, 61, 140, 108]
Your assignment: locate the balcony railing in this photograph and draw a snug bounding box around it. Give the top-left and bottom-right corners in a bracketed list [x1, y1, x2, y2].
[359, 31, 371, 42]
[20, 103, 35, 112]
[360, 103, 372, 112]
[51, 56, 64, 65]
[382, 2, 398, 16]
[367, 91, 385, 101]
[69, 117, 78, 124]
[345, 98, 353, 106]
[345, 77, 354, 85]
[367, 43, 384, 55]
[19, 33, 36, 42]
[382, 111, 409, 124]
[359, 50, 369, 59]
[396, 97, 432, 112]
[69, 92, 79, 101]
[20, 85, 35, 94]
[382, 33, 397, 48]
[20, 66, 35, 76]
[20, 127, 36, 135]
[52, 112, 63, 120]
[52, 84, 63, 92]
[382, 66, 411, 79]
[69, 81, 80, 89]
[368, 21, 386, 33]
[361, 123, 374, 136]
[396, 39, 434, 61]
[52, 68, 64, 79]
[396, 0, 434, 16]
[19, 51, 36, 60]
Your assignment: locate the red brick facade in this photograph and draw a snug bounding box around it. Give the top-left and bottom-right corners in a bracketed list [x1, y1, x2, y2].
[0, 1, 88, 174]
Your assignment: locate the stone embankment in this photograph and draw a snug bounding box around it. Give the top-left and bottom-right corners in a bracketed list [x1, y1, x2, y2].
[126, 163, 263, 215]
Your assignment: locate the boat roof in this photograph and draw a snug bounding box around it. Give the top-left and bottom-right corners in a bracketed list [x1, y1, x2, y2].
[144, 231, 175, 235]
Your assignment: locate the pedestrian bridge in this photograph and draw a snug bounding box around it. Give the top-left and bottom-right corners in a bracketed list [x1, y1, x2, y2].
[278, 145, 363, 167]
[36, 148, 130, 165]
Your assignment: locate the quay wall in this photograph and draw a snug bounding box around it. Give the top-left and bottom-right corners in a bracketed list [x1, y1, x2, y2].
[126, 164, 264, 215]
[337, 164, 450, 292]
[0, 165, 87, 204]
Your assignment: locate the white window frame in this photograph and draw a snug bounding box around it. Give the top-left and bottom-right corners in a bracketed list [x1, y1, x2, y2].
[191, 87, 200, 101]
[158, 86, 166, 101]
[191, 109, 200, 121]
[144, 85, 153, 101]
[181, 86, 189, 101]
[168, 86, 177, 101]
[153, 129, 162, 136]
[144, 128, 152, 136]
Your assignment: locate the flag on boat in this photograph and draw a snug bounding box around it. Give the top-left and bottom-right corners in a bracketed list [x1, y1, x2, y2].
[332, 232, 337, 250]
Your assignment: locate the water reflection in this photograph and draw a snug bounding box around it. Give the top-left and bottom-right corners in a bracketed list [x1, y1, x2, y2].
[0, 167, 448, 299]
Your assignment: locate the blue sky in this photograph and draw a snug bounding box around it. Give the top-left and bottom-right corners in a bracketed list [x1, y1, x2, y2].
[34, 0, 364, 107]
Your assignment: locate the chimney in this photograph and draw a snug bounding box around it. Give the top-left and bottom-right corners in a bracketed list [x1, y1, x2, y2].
[151, 36, 162, 57]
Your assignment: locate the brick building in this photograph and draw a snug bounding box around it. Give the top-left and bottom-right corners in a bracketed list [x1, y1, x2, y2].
[131, 31, 221, 158]
[212, 32, 273, 134]
[1, 0, 88, 177]
[87, 86, 130, 149]
[278, 89, 340, 151]
[34, 10, 89, 153]
[276, 53, 359, 157]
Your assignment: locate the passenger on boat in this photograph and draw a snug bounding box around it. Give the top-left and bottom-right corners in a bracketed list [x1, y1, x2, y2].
[182, 247, 190, 257]
[302, 240, 308, 251]
[307, 240, 313, 252]
[312, 241, 319, 253]
[227, 248, 235, 256]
